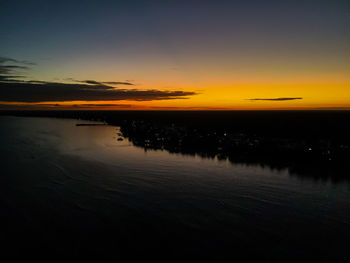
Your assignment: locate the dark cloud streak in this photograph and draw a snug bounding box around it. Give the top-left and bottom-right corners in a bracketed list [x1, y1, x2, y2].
[0, 56, 195, 103]
[0, 81, 196, 102]
[248, 97, 303, 101]
[102, 81, 134, 85]
[72, 104, 132, 108]
[72, 79, 134, 86]
[0, 57, 36, 66]
[0, 56, 33, 82]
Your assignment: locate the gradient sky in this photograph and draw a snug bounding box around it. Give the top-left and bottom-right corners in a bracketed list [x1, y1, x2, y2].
[1, 0, 349, 110]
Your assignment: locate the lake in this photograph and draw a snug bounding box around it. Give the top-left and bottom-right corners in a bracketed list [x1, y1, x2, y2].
[0, 116, 349, 261]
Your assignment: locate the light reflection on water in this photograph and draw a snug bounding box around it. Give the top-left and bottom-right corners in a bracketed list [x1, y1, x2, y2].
[0, 116, 349, 261]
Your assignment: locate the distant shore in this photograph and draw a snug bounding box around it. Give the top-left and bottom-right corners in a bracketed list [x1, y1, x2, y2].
[1, 110, 350, 182]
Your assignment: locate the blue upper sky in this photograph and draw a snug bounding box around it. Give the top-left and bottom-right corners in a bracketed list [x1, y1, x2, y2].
[1, 0, 348, 65]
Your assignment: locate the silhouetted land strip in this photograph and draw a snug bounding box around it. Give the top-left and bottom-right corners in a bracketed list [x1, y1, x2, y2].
[1, 110, 350, 182]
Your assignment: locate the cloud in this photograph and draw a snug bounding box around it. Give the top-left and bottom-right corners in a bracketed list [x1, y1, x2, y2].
[79, 80, 101, 85]
[0, 81, 197, 102]
[0, 56, 196, 103]
[248, 97, 303, 101]
[0, 75, 26, 81]
[0, 57, 35, 65]
[102, 81, 134, 85]
[0, 103, 133, 110]
[0, 56, 34, 82]
[0, 65, 29, 74]
[72, 104, 132, 108]
[68, 79, 134, 86]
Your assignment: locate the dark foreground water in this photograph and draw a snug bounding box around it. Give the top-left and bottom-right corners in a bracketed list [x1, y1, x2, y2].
[0, 116, 349, 261]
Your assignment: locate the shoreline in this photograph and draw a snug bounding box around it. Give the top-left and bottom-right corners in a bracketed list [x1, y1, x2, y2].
[1, 110, 350, 182]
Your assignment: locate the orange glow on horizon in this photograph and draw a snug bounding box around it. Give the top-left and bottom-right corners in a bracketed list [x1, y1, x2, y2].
[1, 77, 349, 110]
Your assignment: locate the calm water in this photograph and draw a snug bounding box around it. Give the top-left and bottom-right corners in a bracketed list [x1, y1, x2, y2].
[1, 116, 349, 261]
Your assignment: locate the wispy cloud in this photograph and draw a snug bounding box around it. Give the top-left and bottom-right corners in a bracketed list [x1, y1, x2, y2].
[72, 104, 132, 108]
[0, 103, 133, 110]
[248, 97, 303, 101]
[100, 81, 134, 86]
[0, 81, 196, 102]
[0, 56, 33, 82]
[0, 65, 29, 74]
[0, 56, 197, 103]
[66, 79, 135, 86]
[0, 56, 36, 66]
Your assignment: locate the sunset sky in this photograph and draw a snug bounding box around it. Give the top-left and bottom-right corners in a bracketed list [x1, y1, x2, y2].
[1, 0, 349, 110]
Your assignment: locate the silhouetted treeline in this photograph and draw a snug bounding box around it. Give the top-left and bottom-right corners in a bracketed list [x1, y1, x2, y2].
[1, 110, 350, 182]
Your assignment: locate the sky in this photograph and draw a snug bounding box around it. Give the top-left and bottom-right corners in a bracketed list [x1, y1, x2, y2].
[0, 0, 349, 110]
